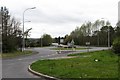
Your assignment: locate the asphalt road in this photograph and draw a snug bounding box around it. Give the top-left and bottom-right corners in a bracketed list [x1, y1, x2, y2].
[2, 47, 108, 79]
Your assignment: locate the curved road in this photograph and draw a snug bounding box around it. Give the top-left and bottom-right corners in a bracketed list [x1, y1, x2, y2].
[2, 47, 108, 79]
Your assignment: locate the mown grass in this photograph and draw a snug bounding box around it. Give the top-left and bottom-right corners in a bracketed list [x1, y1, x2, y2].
[31, 50, 119, 78]
[0, 50, 33, 58]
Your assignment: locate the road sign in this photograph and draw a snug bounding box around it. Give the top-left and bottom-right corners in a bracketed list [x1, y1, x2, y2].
[86, 42, 90, 45]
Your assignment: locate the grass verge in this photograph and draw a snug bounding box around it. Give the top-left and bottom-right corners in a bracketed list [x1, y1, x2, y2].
[0, 50, 33, 59]
[31, 50, 119, 78]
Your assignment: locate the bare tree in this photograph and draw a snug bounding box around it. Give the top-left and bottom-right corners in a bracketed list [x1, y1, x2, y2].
[1, 7, 22, 53]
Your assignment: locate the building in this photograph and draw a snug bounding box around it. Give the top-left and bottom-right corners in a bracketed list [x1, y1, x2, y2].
[118, 1, 120, 21]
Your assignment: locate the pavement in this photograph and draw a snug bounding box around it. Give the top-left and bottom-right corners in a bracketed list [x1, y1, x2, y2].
[2, 46, 109, 79]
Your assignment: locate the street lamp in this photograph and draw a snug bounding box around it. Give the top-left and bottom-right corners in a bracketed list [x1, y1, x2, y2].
[22, 7, 36, 51]
[108, 25, 110, 49]
[41, 36, 42, 47]
[101, 18, 110, 48]
[105, 21, 111, 49]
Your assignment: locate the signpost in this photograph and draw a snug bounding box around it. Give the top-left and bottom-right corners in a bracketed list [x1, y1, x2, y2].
[86, 42, 90, 52]
[58, 36, 61, 54]
[71, 39, 75, 51]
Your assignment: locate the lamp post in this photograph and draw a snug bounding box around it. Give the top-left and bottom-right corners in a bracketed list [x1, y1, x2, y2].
[101, 18, 110, 48]
[22, 7, 36, 52]
[106, 21, 111, 49]
[41, 36, 42, 47]
[108, 26, 110, 49]
[41, 29, 45, 47]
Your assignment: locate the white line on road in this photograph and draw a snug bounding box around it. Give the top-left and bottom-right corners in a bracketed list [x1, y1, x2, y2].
[18, 59, 22, 60]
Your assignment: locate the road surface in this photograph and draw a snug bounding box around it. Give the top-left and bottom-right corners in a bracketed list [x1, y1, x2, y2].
[2, 47, 108, 79]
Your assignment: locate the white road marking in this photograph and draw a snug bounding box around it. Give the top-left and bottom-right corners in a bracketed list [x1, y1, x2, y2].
[18, 59, 22, 60]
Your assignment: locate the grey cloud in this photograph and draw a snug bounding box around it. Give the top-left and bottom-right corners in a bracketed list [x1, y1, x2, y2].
[27, 9, 84, 25]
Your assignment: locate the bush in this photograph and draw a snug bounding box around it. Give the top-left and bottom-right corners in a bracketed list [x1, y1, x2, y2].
[112, 37, 120, 55]
[42, 34, 53, 46]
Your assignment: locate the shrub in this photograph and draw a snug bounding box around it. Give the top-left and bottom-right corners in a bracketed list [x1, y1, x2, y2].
[112, 37, 120, 55]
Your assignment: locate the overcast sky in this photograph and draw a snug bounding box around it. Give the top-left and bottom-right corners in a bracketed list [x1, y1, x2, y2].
[1, 0, 120, 38]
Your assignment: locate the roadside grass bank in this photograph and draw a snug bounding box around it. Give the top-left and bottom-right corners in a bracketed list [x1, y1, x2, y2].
[0, 50, 33, 59]
[30, 50, 119, 78]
